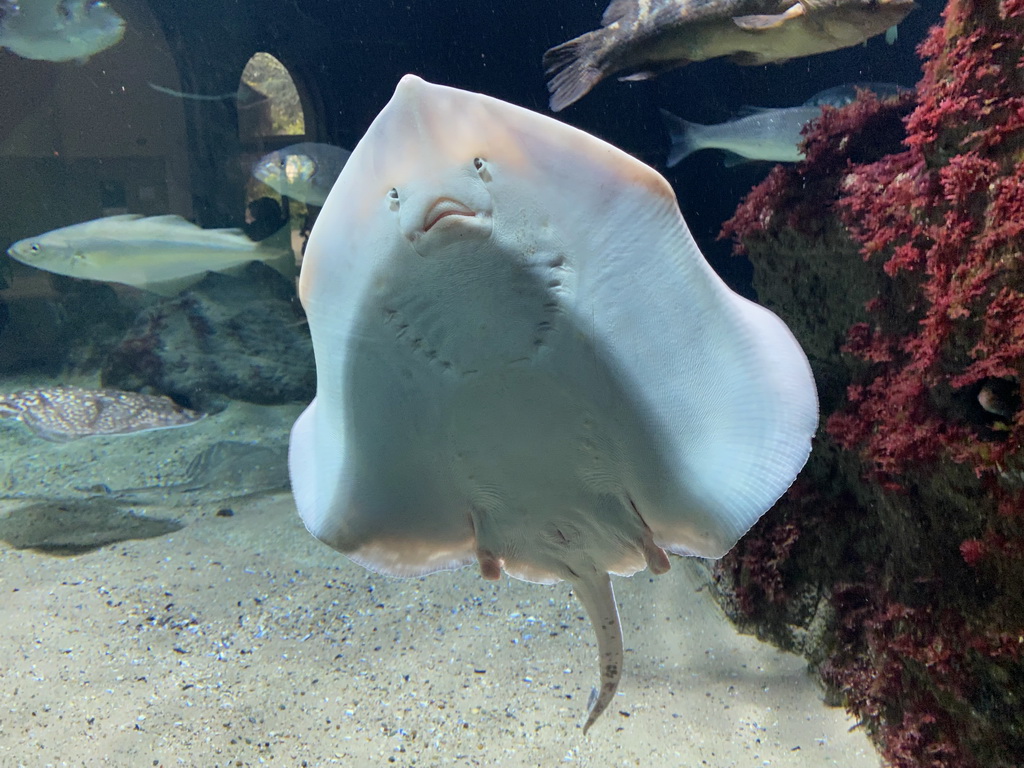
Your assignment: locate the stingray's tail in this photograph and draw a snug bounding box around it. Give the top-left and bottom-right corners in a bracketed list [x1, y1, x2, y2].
[572, 571, 623, 734]
[543, 32, 607, 112]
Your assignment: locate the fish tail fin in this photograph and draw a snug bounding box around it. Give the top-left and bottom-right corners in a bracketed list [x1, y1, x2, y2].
[543, 33, 606, 112]
[257, 223, 298, 282]
[660, 109, 703, 167]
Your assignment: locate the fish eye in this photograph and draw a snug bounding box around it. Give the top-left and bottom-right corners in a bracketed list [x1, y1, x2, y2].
[473, 157, 486, 171]
[30, 243, 41, 252]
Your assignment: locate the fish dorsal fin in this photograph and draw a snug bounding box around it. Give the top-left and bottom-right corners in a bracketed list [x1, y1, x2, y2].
[141, 214, 193, 225]
[601, 0, 635, 25]
[735, 105, 777, 117]
[733, 3, 805, 30]
[142, 214, 219, 231]
[96, 214, 145, 223]
[144, 215, 250, 239]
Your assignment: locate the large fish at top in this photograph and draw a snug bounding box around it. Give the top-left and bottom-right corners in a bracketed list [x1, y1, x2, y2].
[289, 75, 817, 732]
[7, 214, 294, 295]
[544, 0, 916, 111]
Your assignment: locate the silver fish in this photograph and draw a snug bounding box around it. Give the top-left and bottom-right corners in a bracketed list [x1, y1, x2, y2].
[0, 0, 124, 62]
[662, 82, 911, 166]
[0, 386, 204, 442]
[544, 0, 916, 111]
[7, 214, 294, 296]
[662, 105, 822, 166]
[253, 142, 351, 207]
[803, 81, 911, 107]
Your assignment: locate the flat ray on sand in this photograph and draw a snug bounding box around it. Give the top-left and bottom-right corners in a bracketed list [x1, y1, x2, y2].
[0, 386, 205, 442]
[0, 499, 183, 555]
[288, 75, 818, 732]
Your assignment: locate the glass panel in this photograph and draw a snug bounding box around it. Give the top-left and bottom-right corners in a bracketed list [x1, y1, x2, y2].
[238, 52, 305, 140]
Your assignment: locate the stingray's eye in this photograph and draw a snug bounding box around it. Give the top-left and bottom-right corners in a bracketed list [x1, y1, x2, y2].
[387, 187, 400, 210]
[473, 157, 485, 170]
[30, 243, 41, 252]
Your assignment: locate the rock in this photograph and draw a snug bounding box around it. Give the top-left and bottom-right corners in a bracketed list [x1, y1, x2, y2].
[102, 263, 313, 411]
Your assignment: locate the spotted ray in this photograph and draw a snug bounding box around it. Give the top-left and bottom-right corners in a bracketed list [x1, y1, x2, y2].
[0, 386, 205, 442]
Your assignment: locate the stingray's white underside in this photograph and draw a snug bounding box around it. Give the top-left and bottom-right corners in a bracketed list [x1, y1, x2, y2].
[288, 74, 818, 732]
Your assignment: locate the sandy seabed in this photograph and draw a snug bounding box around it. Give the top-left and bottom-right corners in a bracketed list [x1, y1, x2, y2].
[0, 400, 880, 768]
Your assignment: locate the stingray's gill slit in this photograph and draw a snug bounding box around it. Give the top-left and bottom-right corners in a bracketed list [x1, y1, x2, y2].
[573, 571, 624, 734]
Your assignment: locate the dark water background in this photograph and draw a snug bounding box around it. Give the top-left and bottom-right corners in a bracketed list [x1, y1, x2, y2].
[211, 0, 942, 293]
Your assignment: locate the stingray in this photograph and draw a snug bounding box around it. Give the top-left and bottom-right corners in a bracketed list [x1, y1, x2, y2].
[288, 75, 818, 732]
[113, 441, 290, 503]
[0, 386, 205, 442]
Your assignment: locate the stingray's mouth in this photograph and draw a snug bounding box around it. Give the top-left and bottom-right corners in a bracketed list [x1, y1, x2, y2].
[423, 198, 476, 232]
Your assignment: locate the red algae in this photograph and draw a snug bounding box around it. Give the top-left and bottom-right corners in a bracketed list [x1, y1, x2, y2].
[717, 0, 1024, 763]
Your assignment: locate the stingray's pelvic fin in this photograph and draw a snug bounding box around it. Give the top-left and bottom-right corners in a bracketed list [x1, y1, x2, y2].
[641, 526, 671, 575]
[477, 548, 503, 580]
[573, 570, 623, 733]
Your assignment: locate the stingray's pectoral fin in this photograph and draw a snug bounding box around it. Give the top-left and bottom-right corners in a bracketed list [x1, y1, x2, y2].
[572, 571, 623, 734]
[732, 3, 805, 30]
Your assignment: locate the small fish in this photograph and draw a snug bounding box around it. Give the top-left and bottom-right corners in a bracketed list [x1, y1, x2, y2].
[803, 81, 911, 107]
[252, 142, 351, 207]
[7, 214, 294, 295]
[0, 0, 124, 63]
[977, 380, 1019, 421]
[663, 82, 911, 166]
[147, 82, 240, 102]
[543, 0, 916, 111]
[0, 386, 204, 442]
[662, 105, 822, 166]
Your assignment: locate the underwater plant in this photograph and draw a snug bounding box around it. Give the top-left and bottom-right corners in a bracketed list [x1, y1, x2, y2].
[718, 0, 1024, 764]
